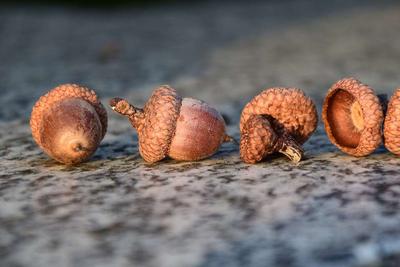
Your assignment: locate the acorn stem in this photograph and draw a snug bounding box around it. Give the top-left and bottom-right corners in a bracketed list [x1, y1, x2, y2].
[127, 107, 145, 129]
[275, 133, 304, 163]
[109, 97, 145, 129]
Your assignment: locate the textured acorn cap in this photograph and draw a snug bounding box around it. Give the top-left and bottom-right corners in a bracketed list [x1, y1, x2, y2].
[240, 114, 278, 163]
[30, 84, 108, 153]
[137, 85, 182, 163]
[322, 77, 383, 156]
[384, 88, 400, 155]
[240, 87, 318, 144]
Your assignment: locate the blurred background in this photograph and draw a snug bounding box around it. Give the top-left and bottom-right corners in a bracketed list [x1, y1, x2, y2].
[5, 0, 186, 6]
[1, 0, 399, 123]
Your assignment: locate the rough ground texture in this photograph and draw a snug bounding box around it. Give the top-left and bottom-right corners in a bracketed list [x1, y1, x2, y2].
[1, 1, 400, 266]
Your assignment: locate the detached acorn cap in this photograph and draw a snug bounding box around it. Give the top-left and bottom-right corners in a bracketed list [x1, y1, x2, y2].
[30, 84, 107, 164]
[240, 87, 318, 163]
[384, 88, 400, 155]
[241, 88, 318, 142]
[138, 86, 182, 162]
[322, 77, 383, 156]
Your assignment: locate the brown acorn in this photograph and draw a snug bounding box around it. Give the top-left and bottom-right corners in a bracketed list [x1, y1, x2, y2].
[322, 77, 383, 156]
[240, 87, 318, 163]
[109, 85, 233, 163]
[384, 88, 400, 155]
[30, 84, 107, 165]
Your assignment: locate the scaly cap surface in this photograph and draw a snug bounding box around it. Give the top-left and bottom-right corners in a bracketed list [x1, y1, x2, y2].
[240, 87, 318, 144]
[384, 88, 400, 155]
[240, 114, 278, 163]
[138, 85, 182, 163]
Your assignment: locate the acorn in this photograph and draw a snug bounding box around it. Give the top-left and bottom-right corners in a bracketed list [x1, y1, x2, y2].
[240, 87, 318, 163]
[322, 77, 383, 156]
[30, 84, 108, 165]
[109, 85, 233, 163]
[384, 88, 400, 155]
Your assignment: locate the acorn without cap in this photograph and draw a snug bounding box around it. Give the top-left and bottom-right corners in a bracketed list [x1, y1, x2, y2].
[109, 85, 233, 163]
[322, 77, 383, 157]
[384, 88, 400, 155]
[30, 84, 108, 165]
[240, 87, 318, 163]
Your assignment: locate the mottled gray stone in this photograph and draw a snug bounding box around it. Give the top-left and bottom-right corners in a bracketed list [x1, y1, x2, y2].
[1, 1, 400, 267]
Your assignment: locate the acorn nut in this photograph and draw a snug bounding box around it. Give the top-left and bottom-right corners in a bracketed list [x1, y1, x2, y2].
[109, 85, 234, 163]
[240, 87, 318, 163]
[384, 88, 400, 155]
[30, 84, 108, 165]
[322, 77, 383, 156]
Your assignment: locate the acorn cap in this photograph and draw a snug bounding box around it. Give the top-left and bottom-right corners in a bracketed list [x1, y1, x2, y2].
[240, 114, 278, 163]
[322, 77, 383, 156]
[30, 84, 108, 153]
[137, 85, 182, 163]
[240, 87, 318, 144]
[384, 88, 400, 155]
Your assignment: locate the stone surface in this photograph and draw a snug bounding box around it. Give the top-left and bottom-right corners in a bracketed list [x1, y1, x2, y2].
[1, 1, 400, 266]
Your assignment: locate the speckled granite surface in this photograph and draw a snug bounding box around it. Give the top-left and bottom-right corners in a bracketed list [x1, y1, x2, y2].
[1, 1, 400, 266]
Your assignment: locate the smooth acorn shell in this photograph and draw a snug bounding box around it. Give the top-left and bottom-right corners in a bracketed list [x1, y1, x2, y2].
[39, 99, 103, 164]
[168, 98, 227, 161]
